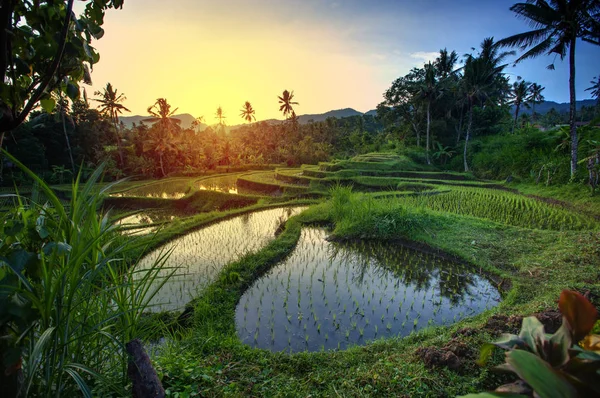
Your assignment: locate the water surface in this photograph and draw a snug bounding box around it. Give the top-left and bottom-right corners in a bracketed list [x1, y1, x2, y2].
[235, 228, 500, 352]
[138, 207, 307, 311]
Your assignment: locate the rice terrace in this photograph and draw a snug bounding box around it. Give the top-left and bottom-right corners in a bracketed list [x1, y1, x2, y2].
[0, 1, 599, 397]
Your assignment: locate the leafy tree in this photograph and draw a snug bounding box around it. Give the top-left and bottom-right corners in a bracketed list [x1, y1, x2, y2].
[215, 106, 226, 134]
[240, 101, 256, 123]
[508, 80, 532, 133]
[434, 48, 459, 79]
[528, 82, 546, 121]
[587, 76, 600, 105]
[378, 68, 426, 146]
[460, 55, 503, 171]
[94, 83, 130, 166]
[278, 90, 298, 119]
[496, 0, 600, 178]
[144, 98, 181, 176]
[417, 62, 444, 164]
[460, 38, 512, 171]
[0, 1, 124, 137]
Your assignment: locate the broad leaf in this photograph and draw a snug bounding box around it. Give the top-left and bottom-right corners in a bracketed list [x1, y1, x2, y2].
[547, 323, 572, 367]
[519, 316, 546, 356]
[505, 350, 577, 398]
[559, 290, 597, 342]
[40, 98, 56, 113]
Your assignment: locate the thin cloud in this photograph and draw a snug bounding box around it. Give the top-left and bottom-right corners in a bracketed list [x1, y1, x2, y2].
[409, 51, 439, 66]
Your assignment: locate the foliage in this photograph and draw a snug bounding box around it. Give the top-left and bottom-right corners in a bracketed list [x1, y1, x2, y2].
[0, 151, 172, 396]
[463, 290, 600, 398]
[0, 1, 124, 133]
[401, 188, 597, 231]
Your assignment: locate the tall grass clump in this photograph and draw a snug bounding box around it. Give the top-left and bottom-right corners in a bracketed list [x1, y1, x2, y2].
[328, 185, 433, 239]
[0, 152, 172, 397]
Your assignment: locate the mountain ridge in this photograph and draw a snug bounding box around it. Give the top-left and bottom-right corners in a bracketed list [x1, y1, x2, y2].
[118, 100, 596, 129]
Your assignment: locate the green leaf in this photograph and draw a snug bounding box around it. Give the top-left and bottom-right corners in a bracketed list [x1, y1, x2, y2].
[40, 98, 55, 113]
[519, 316, 545, 355]
[64, 367, 92, 398]
[66, 82, 80, 101]
[505, 350, 577, 398]
[547, 323, 571, 367]
[478, 343, 496, 366]
[42, 242, 72, 256]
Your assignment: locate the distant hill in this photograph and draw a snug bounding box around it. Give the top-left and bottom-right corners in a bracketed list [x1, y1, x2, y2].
[119, 113, 200, 129]
[513, 99, 596, 115]
[120, 108, 380, 130]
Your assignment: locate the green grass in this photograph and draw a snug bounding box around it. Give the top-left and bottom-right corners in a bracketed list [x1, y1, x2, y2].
[237, 171, 310, 195]
[150, 180, 600, 397]
[399, 188, 598, 231]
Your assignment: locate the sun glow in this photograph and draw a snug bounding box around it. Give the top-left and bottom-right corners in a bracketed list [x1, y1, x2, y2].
[84, 1, 381, 121]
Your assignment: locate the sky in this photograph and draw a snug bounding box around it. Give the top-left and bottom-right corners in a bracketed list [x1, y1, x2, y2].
[80, 0, 600, 123]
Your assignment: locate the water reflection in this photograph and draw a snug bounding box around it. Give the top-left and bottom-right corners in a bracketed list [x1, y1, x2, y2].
[235, 228, 500, 352]
[197, 175, 239, 194]
[137, 207, 308, 311]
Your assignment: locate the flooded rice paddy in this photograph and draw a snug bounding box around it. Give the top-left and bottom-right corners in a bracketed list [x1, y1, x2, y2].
[197, 175, 240, 194]
[235, 228, 500, 352]
[137, 207, 307, 311]
[111, 180, 192, 198]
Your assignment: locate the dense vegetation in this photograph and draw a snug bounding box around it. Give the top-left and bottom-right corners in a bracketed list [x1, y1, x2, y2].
[1, 1, 600, 397]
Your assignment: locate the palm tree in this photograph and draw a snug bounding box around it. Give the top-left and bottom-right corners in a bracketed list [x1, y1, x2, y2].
[586, 76, 600, 105]
[528, 83, 546, 122]
[240, 101, 256, 123]
[434, 48, 459, 79]
[459, 38, 512, 171]
[143, 98, 181, 177]
[191, 115, 205, 132]
[278, 90, 298, 118]
[417, 62, 444, 164]
[508, 80, 532, 133]
[496, 0, 600, 178]
[94, 83, 130, 167]
[460, 55, 503, 172]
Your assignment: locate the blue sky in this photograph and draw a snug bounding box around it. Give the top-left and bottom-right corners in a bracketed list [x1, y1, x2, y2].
[87, 0, 599, 118]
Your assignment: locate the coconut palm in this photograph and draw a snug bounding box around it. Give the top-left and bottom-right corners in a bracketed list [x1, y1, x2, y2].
[528, 83, 546, 122]
[460, 55, 503, 172]
[417, 62, 444, 164]
[508, 80, 532, 133]
[278, 90, 299, 118]
[586, 76, 600, 105]
[434, 48, 459, 79]
[143, 98, 181, 176]
[240, 101, 256, 123]
[94, 83, 130, 166]
[496, 0, 600, 178]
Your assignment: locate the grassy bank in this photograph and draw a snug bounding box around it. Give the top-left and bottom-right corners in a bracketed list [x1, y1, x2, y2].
[153, 185, 599, 397]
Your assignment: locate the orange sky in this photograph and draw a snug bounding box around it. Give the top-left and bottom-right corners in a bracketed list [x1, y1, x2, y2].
[82, 1, 394, 123]
[80, 1, 599, 124]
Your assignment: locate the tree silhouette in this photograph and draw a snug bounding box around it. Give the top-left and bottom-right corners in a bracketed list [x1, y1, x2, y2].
[94, 83, 130, 167]
[508, 80, 532, 133]
[278, 90, 299, 119]
[240, 101, 256, 123]
[496, 0, 600, 178]
[587, 76, 600, 106]
[417, 62, 444, 164]
[528, 83, 546, 122]
[460, 38, 511, 171]
[143, 98, 181, 176]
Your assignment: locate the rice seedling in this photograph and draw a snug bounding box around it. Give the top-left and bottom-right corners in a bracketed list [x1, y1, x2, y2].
[235, 227, 500, 352]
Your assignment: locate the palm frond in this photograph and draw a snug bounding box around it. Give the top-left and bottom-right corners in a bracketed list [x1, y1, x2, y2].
[514, 35, 556, 63]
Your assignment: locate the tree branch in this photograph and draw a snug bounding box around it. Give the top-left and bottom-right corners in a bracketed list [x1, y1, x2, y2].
[0, 0, 15, 86]
[14, 0, 75, 127]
